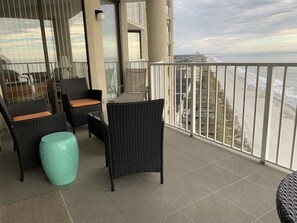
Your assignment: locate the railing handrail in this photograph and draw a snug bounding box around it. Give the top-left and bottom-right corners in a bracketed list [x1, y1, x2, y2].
[151, 62, 297, 67]
[3, 61, 87, 64]
[127, 60, 149, 63]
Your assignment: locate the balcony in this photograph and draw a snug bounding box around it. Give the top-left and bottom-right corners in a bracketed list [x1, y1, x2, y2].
[127, 2, 145, 28]
[0, 124, 287, 222]
[1, 60, 295, 222]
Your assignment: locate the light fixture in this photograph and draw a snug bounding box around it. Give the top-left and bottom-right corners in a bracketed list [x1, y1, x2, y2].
[95, 9, 105, 21]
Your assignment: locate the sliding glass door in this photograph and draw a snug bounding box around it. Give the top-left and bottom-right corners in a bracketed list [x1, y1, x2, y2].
[101, 0, 121, 100]
[0, 0, 88, 111]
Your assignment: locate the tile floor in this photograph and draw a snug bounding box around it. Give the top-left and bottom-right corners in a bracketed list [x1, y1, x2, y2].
[0, 126, 288, 223]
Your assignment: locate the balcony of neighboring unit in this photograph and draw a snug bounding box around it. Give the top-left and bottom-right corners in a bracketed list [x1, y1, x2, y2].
[127, 2, 145, 29]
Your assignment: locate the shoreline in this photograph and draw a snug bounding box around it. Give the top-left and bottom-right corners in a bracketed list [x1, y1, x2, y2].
[207, 56, 297, 112]
[205, 56, 296, 167]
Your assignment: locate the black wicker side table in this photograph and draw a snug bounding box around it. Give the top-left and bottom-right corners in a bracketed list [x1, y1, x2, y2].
[87, 111, 105, 142]
[276, 171, 297, 223]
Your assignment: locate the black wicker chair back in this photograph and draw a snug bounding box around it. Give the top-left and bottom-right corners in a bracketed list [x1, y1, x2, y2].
[60, 77, 88, 100]
[0, 96, 16, 153]
[0, 96, 13, 129]
[105, 99, 164, 191]
[59, 77, 102, 133]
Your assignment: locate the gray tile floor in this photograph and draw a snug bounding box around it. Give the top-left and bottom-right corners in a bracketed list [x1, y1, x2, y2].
[0, 126, 288, 223]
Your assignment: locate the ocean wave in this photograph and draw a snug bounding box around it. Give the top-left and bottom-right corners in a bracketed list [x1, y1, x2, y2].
[209, 56, 297, 107]
[211, 57, 223, 63]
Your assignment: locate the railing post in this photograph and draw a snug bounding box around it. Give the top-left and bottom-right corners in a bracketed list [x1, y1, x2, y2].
[190, 65, 197, 136]
[148, 62, 152, 101]
[149, 63, 154, 100]
[260, 65, 275, 164]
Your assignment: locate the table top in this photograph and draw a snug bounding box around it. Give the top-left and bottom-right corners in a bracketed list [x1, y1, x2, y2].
[41, 131, 74, 143]
[114, 93, 145, 103]
[88, 110, 108, 125]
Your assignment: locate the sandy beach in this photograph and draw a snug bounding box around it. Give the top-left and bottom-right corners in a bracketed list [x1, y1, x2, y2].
[207, 57, 297, 168]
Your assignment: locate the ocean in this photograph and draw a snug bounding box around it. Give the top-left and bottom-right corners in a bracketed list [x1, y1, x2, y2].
[206, 52, 297, 107]
[206, 52, 297, 63]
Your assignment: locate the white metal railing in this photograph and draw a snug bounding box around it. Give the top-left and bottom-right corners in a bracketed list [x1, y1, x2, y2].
[104, 61, 120, 100]
[150, 62, 297, 171]
[127, 60, 148, 69]
[166, 5, 172, 19]
[168, 32, 172, 43]
[127, 2, 144, 26]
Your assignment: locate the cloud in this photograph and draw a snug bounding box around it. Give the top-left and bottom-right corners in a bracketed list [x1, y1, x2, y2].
[174, 0, 297, 54]
[0, 12, 88, 63]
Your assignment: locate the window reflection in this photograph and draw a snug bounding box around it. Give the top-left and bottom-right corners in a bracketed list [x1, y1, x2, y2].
[0, 0, 88, 108]
[102, 0, 120, 101]
[128, 31, 141, 60]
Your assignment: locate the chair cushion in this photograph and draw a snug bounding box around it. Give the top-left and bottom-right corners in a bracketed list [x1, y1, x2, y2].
[70, 98, 101, 108]
[13, 111, 52, 122]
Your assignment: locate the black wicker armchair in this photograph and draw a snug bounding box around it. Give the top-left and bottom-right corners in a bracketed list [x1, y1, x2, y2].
[102, 99, 164, 191]
[0, 96, 67, 181]
[59, 78, 102, 133]
[276, 171, 297, 223]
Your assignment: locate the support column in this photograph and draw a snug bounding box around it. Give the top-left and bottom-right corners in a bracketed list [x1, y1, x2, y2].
[146, 0, 168, 63]
[119, 2, 129, 86]
[84, 0, 107, 109]
[168, 0, 174, 63]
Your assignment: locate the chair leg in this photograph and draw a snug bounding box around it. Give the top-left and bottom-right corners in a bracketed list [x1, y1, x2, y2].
[160, 169, 164, 184]
[104, 144, 109, 168]
[105, 156, 108, 168]
[111, 178, 115, 192]
[108, 166, 115, 191]
[20, 170, 24, 182]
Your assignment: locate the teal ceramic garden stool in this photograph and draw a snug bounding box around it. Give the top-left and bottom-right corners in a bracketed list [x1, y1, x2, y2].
[40, 132, 79, 186]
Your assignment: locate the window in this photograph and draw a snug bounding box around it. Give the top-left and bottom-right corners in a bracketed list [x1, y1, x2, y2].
[128, 31, 141, 60]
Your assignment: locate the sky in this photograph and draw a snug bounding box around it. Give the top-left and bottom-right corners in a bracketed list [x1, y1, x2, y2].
[174, 0, 297, 55]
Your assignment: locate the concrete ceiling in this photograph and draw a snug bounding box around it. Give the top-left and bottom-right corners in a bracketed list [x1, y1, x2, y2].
[121, 0, 146, 3]
[0, 0, 82, 20]
[0, 0, 147, 20]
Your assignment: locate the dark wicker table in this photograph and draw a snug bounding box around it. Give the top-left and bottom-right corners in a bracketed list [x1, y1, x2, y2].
[87, 111, 108, 142]
[276, 171, 297, 223]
